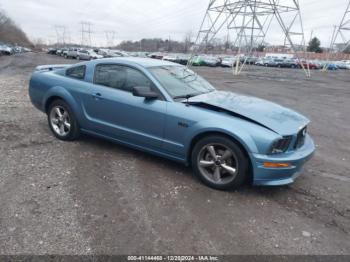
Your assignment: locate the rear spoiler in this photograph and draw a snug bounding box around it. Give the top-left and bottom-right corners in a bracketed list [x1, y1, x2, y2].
[35, 64, 71, 72]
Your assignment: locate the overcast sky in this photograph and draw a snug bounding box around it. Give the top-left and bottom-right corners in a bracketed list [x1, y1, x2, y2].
[0, 0, 348, 47]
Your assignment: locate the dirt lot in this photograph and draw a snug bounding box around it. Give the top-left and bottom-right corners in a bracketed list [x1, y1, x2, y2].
[0, 52, 349, 255]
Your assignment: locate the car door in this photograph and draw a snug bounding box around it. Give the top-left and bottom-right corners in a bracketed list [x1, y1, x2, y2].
[82, 63, 167, 150]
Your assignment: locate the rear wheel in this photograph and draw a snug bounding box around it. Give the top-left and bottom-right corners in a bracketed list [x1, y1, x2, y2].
[191, 135, 248, 190]
[47, 100, 80, 141]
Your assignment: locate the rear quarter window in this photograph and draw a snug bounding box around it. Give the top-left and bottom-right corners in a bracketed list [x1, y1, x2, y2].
[66, 65, 86, 80]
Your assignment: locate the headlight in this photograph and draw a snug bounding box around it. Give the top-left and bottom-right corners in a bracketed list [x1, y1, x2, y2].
[269, 136, 292, 154]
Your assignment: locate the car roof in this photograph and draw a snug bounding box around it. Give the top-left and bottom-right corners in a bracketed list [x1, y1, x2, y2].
[92, 57, 179, 68]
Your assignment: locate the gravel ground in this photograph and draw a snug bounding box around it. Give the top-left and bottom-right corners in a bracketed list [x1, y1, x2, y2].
[0, 52, 349, 255]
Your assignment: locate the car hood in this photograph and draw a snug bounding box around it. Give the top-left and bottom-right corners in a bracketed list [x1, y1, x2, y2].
[188, 91, 309, 135]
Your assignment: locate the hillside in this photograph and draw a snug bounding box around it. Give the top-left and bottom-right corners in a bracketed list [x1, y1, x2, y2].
[0, 9, 32, 46]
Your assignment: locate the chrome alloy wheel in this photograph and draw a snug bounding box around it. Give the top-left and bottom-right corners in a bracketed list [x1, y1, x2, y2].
[49, 106, 71, 137]
[197, 143, 239, 185]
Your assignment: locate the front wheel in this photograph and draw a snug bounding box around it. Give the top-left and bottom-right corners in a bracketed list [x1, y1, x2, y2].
[191, 135, 248, 190]
[48, 100, 80, 141]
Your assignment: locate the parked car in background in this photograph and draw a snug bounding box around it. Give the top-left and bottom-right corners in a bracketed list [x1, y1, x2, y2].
[76, 49, 103, 60]
[274, 59, 285, 68]
[324, 62, 338, 71]
[335, 61, 348, 69]
[97, 49, 109, 58]
[67, 48, 79, 59]
[343, 60, 350, 69]
[202, 56, 220, 67]
[29, 57, 315, 190]
[23, 47, 32, 52]
[162, 54, 190, 65]
[106, 50, 129, 58]
[243, 56, 258, 65]
[76, 50, 90, 60]
[221, 57, 235, 67]
[129, 52, 149, 58]
[263, 58, 279, 67]
[299, 61, 320, 70]
[162, 54, 178, 63]
[255, 58, 265, 66]
[62, 49, 69, 58]
[148, 52, 164, 59]
[190, 56, 206, 66]
[56, 49, 63, 56]
[175, 54, 191, 65]
[13, 46, 22, 53]
[0, 44, 13, 55]
[280, 59, 299, 68]
[87, 50, 103, 60]
[47, 48, 57, 55]
[221, 57, 241, 67]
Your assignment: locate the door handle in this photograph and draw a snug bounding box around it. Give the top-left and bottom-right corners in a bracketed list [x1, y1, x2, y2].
[92, 92, 102, 99]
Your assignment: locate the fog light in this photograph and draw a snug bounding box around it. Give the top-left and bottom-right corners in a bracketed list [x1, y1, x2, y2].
[263, 162, 291, 168]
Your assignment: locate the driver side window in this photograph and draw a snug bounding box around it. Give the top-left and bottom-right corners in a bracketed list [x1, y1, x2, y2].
[94, 64, 153, 93]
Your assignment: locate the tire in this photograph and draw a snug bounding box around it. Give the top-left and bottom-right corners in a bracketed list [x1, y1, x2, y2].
[47, 99, 80, 141]
[191, 135, 248, 190]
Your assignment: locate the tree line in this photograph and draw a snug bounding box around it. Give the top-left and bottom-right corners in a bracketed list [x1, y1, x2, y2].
[0, 9, 32, 46]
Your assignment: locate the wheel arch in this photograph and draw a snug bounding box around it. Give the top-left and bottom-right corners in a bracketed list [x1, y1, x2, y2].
[43, 87, 83, 128]
[45, 95, 64, 113]
[187, 131, 254, 183]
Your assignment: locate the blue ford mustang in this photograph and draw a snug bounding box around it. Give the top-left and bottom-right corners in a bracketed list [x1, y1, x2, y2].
[29, 57, 315, 190]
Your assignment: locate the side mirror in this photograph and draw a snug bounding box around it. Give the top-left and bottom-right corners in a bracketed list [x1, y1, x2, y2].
[132, 86, 158, 99]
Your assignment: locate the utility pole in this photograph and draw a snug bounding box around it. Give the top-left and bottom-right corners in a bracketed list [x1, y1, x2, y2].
[189, 0, 310, 77]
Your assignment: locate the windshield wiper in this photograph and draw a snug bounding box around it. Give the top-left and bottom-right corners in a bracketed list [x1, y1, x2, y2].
[173, 92, 205, 100]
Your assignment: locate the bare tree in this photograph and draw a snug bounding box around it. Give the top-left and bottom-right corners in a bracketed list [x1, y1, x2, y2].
[183, 31, 193, 53]
[0, 9, 32, 46]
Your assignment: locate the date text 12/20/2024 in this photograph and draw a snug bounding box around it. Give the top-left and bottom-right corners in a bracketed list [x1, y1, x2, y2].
[127, 256, 219, 261]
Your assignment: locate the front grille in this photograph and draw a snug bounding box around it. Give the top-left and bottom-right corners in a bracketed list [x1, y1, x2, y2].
[294, 126, 307, 149]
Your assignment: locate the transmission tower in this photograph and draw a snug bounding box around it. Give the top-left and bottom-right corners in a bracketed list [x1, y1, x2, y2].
[55, 25, 66, 47]
[189, 0, 310, 77]
[80, 21, 93, 47]
[330, 0, 350, 53]
[322, 0, 350, 70]
[105, 31, 116, 47]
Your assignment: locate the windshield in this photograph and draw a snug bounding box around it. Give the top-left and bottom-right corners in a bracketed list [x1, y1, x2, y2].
[149, 66, 215, 99]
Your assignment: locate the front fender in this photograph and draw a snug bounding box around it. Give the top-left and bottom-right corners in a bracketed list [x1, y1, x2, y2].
[183, 117, 280, 162]
[184, 119, 258, 155]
